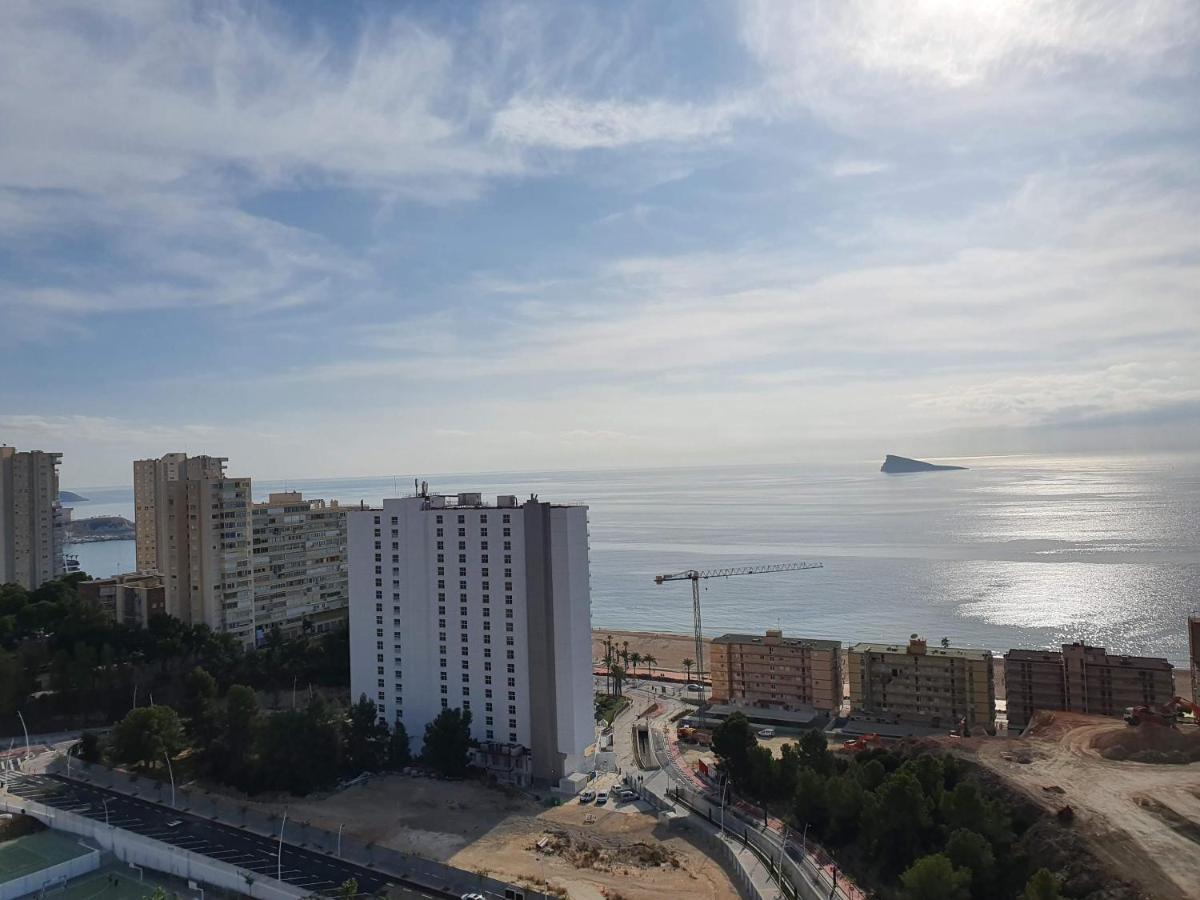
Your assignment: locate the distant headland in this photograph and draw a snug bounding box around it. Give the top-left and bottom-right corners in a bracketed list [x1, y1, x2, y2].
[881, 454, 967, 474]
[59, 490, 88, 502]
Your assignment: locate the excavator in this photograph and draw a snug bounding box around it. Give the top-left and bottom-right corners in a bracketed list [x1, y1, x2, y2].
[1124, 696, 1200, 727]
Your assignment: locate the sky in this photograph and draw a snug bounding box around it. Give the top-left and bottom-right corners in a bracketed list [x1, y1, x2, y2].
[1, 0, 1198, 487]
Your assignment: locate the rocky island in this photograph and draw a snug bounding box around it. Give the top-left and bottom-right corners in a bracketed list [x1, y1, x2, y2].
[66, 515, 135, 542]
[59, 490, 89, 502]
[881, 454, 967, 474]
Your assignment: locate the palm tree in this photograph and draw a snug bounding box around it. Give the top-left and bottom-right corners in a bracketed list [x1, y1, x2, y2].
[644, 654, 657, 678]
[621, 641, 630, 671]
[682, 657, 694, 685]
[609, 663, 626, 697]
[630, 652, 642, 677]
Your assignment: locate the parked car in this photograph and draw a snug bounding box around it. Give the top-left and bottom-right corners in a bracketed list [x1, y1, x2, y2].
[579, 790, 596, 803]
[461, 893, 487, 900]
[595, 791, 608, 804]
[618, 789, 637, 802]
[686, 683, 701, 692]
[758, 728, 776, 738]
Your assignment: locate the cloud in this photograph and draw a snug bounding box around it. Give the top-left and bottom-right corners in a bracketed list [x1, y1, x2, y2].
[829, 159, 891, 178]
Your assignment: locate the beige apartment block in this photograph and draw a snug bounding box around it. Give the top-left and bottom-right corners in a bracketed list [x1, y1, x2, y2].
[710, 630, 842, 714]
[79, 572, 166, 627]
[133, 453, 253, 641]
[848, 635, 995, 729]
[0, 447, 64, 590]
[1190, 613, 1200, 705]
[251, 492, 348, 640]
[1005, 642, 1175, 727]
[1003, 648, 1067, 728]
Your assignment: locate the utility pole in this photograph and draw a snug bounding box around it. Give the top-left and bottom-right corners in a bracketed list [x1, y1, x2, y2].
[277, 808, 288, 882]
[16, 711, 30, 760]
[162, 750, 176, 807]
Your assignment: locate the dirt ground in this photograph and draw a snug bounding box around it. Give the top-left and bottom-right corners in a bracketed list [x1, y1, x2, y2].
[245, 774, 739, 900]
[966, 711, 1200, 900]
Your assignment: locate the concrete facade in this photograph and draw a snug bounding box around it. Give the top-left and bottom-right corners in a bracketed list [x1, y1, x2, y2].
[848, 634, 995, 729]
[133, 454, 253, 641]
[348, 492, 593, 786]
[0, 446, 64, 590]
[709, 630, 842, 714]
[1190, 613, 1200, 705]
[78, 572, 166, 626]
[1005, 642, 1175, 726]
[251, 492, 348, 640]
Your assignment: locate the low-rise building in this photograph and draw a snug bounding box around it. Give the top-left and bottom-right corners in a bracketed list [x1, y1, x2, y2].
[709, 629, 842, 715]
[251, 492, 348, 641]
[79, 572, 166, 626]
[848, 634, 995, 729]
[1004, 642, 1175, 727]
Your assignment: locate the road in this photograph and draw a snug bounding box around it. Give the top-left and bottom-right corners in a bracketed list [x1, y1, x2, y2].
[2, 772, 444, 899]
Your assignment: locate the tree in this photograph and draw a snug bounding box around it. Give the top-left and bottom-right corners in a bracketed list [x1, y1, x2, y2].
[609, 663, 626, 698]
[345, 694, 389, 773]
[794, 729, 833, 775]
[867, 771, 931, 873]
[643, 654, 657, 677]
[711, 712, 757, 788]
[682, 657, 694, 684]
[899, 854, 970, 900]
[209, 684, 258, 781]
[79, 731, 102, 764]
[336, 879, 358, 898]
[387, 720, 411, 769]
[630, 652, 642, 676]
[110, 705, 185, 770]
[256, 698, 341, 795]
[422, 707, 473, 777]
[944, 828, 995, 899]
[940, 637, 950, 649]
[183, 666, 219, 743]
[1023, 868, 1062, 900]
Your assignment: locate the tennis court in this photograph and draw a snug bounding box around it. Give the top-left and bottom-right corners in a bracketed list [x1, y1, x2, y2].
[56, 867, 173, 900]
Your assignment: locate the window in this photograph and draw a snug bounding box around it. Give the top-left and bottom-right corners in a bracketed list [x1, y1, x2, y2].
[440, 685, 447, 694]
[502, 514, 510, 523]
[462, 674, 470, 683]
[507, 664, 515, 673]
[440, 672, 447, 682]
[457, 514, 465, 524]
[507, 677, 515, 687]
[436, 515, 443, 524]
[508, 693, 515, 702]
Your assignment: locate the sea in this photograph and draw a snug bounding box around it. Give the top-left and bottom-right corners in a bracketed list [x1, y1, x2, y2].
[65, 454, 1200, 665]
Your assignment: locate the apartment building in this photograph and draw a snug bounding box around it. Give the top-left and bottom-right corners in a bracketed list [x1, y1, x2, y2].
[0, 447, 65, 590]
[348, 491, 593, 786]
[251, 492, 348, 640]
[1004, 642, 1175, 727]
[79, 572, 166, 626]
[133, 453, 254, 641]
[848, 634, 995, 729]
[710, 630, 842, 715]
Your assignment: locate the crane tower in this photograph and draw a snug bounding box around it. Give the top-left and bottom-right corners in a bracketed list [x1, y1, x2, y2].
[653, 562, 822, 698]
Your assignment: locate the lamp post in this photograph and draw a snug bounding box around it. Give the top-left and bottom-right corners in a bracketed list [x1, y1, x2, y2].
[277, 808, 288, 882]
[801, 822, 810, 858]
[337, 822, 344, 859]
[16, 711, 30, 760]
[162, 750, 175, 808]
[777, 824, 789, 879]
[102, 798, 110, 826]
[719, 777, 729, 837]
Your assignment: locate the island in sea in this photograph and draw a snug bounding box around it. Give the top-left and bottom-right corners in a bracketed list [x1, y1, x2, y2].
[65, 515, 135, 543]
[880, 454, 967, 474]
[59, 490, 89, 502]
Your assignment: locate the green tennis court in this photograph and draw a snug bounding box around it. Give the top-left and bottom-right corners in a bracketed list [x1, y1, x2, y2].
[56, 868, 173, 900]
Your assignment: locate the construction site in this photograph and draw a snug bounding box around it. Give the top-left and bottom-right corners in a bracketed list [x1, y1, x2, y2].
[961, 709, 1200, 900]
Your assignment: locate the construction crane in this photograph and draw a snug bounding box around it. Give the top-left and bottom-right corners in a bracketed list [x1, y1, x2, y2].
[653, 562, 823, 699]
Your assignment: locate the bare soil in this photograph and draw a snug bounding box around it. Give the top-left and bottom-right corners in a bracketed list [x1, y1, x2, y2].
[967, 711, 1200, 900]
[243, 775, 738, 900]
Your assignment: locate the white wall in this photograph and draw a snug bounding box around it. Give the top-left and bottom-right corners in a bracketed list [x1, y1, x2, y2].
[0, 843, 99, 900]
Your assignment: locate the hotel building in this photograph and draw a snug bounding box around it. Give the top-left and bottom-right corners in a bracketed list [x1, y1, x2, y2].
[1004, 642, 1175, 728]
[848, 634, 995, 729]
[348, 491, 593, 786]
[0, 447, 65, 590]
[710, 630, 842, 715]
[251, 492, 348, 639]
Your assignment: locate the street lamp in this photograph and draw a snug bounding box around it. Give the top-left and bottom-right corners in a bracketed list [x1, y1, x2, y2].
[162, 750, 175, 808]
[277, 808, 288, 882]
[102, 798, 110, 826]
[16, 711, 30, 760]
[719, 777, 730, 837]
[801, 822, 810, 858]
[337, 822, 344, 859]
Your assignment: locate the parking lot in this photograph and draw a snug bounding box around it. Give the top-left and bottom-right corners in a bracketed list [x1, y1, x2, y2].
[2, 772, 440, 898]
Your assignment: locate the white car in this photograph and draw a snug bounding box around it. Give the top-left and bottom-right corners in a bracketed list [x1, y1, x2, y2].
[579, 790, 596, 803]
[758, 728, 776, 738]
[595, 791, 608, 804]
[461, 894, 487, 900]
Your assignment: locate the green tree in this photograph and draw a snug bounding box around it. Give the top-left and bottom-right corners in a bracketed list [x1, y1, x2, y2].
[345, 694, 389, 773]
[110, 705, 185, 769]
[867, 771, 931, 873]
[794, 729, 833, 775]
[792, 767, 828, 833]
[1023, 868, 1062, 900]
[823, 775, 865, 845]
[682, 657, 694, 684]
[945, 828, 996, 899]
[900, 853, 970, 900]
[256, 697, 341, 795]
[209, 684, 258, 780]
[711, 712, 756, 788]
[336, 878, 358, 898]
[422, 707, 473, 777]
[387, 720, 411, 769]
[78, 731, 102, 764]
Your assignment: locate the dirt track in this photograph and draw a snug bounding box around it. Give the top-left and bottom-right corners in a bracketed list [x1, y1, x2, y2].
[970, 712, 1200, 900]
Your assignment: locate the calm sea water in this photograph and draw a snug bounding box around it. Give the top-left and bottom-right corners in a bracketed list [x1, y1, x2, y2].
[68, 454, 1200, 663]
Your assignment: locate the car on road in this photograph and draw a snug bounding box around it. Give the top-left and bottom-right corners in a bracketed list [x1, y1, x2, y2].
[758, 728, 776, 738]
[686, 683, 701, 692]
[165, 819, 184, 828]
[595, 791, 608, 804]
[461, 894, 487, 900]
[618, 789, 637, 802]
[579, 790, 596, 803]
